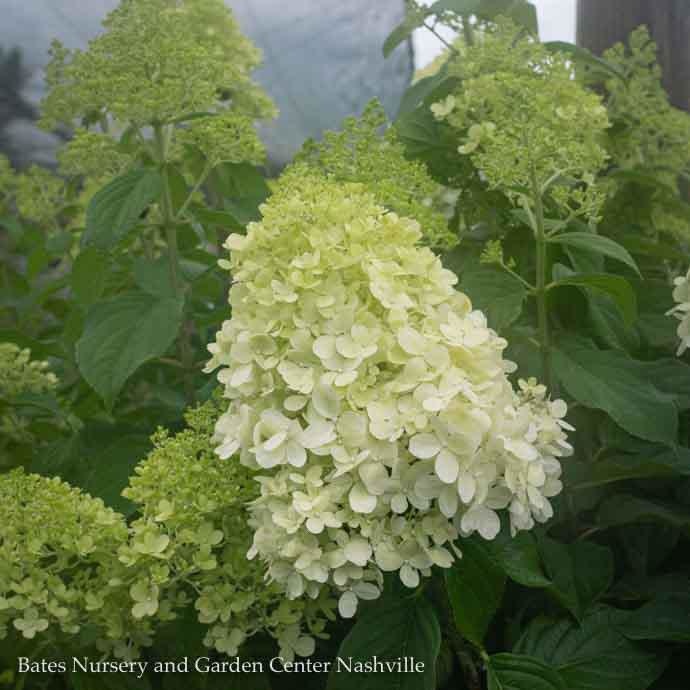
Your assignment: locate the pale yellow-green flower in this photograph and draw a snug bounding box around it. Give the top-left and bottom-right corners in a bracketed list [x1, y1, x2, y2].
[431, 21, 609, 221]
[206, 171, 572, 618]
[40, 0, 275, 130]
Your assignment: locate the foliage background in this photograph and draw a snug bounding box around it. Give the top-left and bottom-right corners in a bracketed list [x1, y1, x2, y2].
[1, 1, 690, 689]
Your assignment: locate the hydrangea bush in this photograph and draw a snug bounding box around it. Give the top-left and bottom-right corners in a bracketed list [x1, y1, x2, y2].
[2, 0, 690, 688]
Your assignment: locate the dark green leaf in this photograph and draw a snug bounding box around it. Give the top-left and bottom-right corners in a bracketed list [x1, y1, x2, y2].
[74, 434, 151, 515]
[446, 537, 506, 646]
[548, 233, 640, 276]
[484, 531, 551, 588]
[549, 274, 636, 325]
[487, 653, 565, 690]
[327, 589, 440, 690]
[598, 494, 690, 535]
[461, 267, 527, 332]
[76, 290, 184, 407]
[133, 255, 178, 298]
[71, 247, 109, 309]
[623, 595, 690, 643]
[552, 340, 678, 445]
[544, 42, 627, 81]
[618, 236, 683, 262]
[397, 67, 453, 117]
[395, 106, 449, 159]
[188, 204, 242, 230]
[567, 446, 690, 489]
[537, 536, 613, 620]
[83, 168, 162, 249]
[515, 607, 667, 690]
[213, 163, 270, 225]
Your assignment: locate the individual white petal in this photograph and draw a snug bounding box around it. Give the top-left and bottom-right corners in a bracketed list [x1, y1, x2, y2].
[409, 433, 441, 459]
[293, 635, 316, 657]
[284, 395, 308, 411]
[306, 517, 324, 534]
[438, 485, 459, 518]
[300, 420, 336, 449]
[390, 494, 408, 514]
[348, 484, 377, 514]
[344, 538, 373, 567]
[312, 382, 341, 419]
[286, 441, 307, 468]
[504, 438, 539, 462]
[375, 544, 404, 571]
[400, 564, 420, 588]
[313, 335, 337, 360]
[461, 506, 501, 540]
[358, 462, 389, 496]
[457, 472, 477, 504]
[352, 582, 380, 601]
[435, 450, 460, 484]
[338, 591, 358, 619]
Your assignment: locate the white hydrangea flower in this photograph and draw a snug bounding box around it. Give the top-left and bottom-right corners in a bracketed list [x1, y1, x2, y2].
[206, 173, 572, 617]
[668, 268, 690, 356]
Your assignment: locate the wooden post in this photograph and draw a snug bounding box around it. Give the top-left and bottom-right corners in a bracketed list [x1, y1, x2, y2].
[576, 0, 690, 111]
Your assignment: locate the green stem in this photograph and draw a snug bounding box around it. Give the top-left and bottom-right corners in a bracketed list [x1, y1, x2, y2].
[530, 168, 552, 390]
[153, 123, 195, 405]
[175, 162, 213, 222]
[153, 124, 181, 297]
[462, 16, 474, 47]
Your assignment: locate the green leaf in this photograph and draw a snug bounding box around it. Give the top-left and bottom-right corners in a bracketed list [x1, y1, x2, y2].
[515, 607, 667, 690]
[552, 340, 678, 445]
[598, 494, 690, 535]
[383, 15, 423, 58]
[71, 247, 109, 309]
[567, 446, 690, 489]
[83, 168, 162, 249]
[543, 42, 627, 81]
[537, 536, 613, 620]
[213, 163, 270, 225]
[327, 589, 440, 690]
[395, 106, 449, 159]
[431, 0, 538, 34]
[76, 290, 184, 407]
[446, 537, 506, 646]
[623, 595, 690, 643]
[188, 204, 242, 230]
[460, 267, 527, 332]
[548, 233, 641, 276]
[618, 236, 683, 262]
[487, 653, 565, 690]
[484, 531, 551, 588]
[397, 67, 454, 117]
[549, 273, 636, 325]
[133, 256, 178, 298]
[73, 434, 151, 515]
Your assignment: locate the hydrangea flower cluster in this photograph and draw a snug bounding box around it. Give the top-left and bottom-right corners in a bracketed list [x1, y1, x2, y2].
[0, 469, 147, 658]
[602, 28, 690, 240]
[40, 0, 275, 130]
[206, 173, 572, 619]
[0, 343, 59, 450]
[430, 21, 609, 221]
[121, 399, 334, 661]
[668, 268, 690, 356]
[293, 101, 456, 250]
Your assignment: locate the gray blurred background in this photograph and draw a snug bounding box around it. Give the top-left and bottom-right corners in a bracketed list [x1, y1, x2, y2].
[0, 0, 575, 168]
